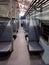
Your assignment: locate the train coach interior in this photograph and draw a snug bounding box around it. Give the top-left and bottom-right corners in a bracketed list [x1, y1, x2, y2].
[0, 0, 49, 65]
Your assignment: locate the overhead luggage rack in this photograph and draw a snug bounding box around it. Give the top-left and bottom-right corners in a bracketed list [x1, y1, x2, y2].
[25, 0, 49, 16]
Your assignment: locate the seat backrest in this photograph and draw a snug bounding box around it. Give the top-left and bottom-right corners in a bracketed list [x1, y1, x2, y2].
[13, 20, 17, 32]
[28, 19, 39, 41]
[0, 20, 12, 42]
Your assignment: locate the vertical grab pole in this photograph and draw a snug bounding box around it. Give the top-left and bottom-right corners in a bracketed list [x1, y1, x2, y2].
[48, 36, 49, 43]
[10, 0, 13, 51]
[15, 1, 17, 30]
[15, 2, 16, 21]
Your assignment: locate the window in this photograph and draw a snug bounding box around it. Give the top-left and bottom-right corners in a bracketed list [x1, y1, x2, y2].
[41, 21, 49, 43]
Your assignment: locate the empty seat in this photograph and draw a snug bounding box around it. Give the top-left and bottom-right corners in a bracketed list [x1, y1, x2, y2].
[28, 42, 44, 54]
[12, 19, 19, 33]
[23, 20, 29, 39]
[16, 21, 19, 32]
[12, 19, 17, 32]
[0, 19, 13, 53]
[24, 20, 29, 33]
[0, 42, 12, 52]
[28, 19, 44, 54]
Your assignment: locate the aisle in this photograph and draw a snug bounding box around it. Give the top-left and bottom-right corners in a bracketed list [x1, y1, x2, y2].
[13, 27, 30, 65]
[0, 27, 30, 65]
